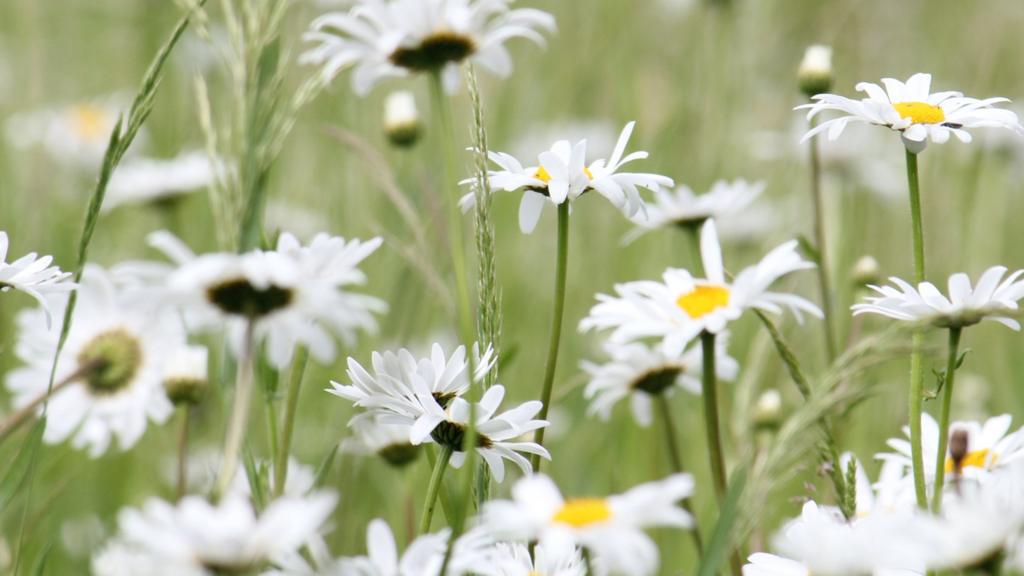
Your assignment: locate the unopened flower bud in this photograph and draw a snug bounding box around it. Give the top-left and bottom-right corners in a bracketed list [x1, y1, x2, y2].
[753, 389, 783, 431]
[798, 45, 833, 97]
[852, 255, 880, 287]
[384, 91, 421, 148]
[163, 346, 209, 406]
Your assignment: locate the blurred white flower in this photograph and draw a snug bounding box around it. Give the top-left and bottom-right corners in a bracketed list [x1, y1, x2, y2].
[485, 540, 586, 576]
[581, 219, 821, 356]
[339, 519, 492, 576]
[461, 122, 674, 233]
[92, 492, 337, 576]
[5, 97, 139, 168]
[0, 230, 74, 325]
[300, 0, 556, 95]
[580, 338, 738, 426]
[264, 199, 331, 240]
[852, 266, 1024, 330]
[798, 73, 1023, 153]
[479, 473, 694, 576]
[340, 415, 420, 467]
[383, 90, 421, 147]
[797, 45, 833, 96]
[103, 151, 221, 212]
[625, 179, 764, 242]
[6, 265, 182, 457]
[162, 345, 209, 406]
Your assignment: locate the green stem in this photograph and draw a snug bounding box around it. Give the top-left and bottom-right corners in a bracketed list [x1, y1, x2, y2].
[0, 360, 100, 446]
[419, 444, 454, 534]
[214, 320, 257, 500]
[683, 223, 705, 276]
[177, 406, 190, 501]
[701, 332, 728, 503]
[932, 327, 962, 512]
[808, 119, 837, 362]
[274, 346, 309, 498]
[657, 395, 704, 559]
[905, 148, 928, 510]
[531, 201, 570, 472]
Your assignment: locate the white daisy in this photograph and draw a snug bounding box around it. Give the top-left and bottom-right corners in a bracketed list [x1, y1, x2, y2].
[300, 0, 556, 95]
[580, 338, 739, 426]
[91, 492, 337, 576]
[5, 265, 181, 457]
[484, 540, 586, 576]
[580, 219, 821, 356]
[626, 179, 765, 241]
[876, 413, 1024, 487]
[4, 97, 138, 169]
[0, 231, 74, 325]
[136, 231, 386, 368]
[743, 553, 811, 576]
[383, 90, 421, 147]
[103, 151, 221, 212]
[340, 414, 421, 467]
[851, 266, 1024, 330]
[339, 519, 491, 576]
[798, 73, 1023, 153]
[479, 473, 694, 576]
[461, 122, 674, 233]
[162, 345, 209, 406]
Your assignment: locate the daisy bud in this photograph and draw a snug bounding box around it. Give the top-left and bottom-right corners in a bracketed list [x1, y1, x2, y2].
[163, 346, 209, 406]
[753, 389, 783, 431]
[383, 91, 421, 148]
[852, 255, 880, 287]
[798, 45, 833, 97]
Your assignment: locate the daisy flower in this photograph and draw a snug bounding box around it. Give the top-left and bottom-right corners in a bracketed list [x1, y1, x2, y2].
[339, 519, 491, 576]
[851, 266, 1024, 330]
[300, 0, 556, 95]
[340, 414, 420, 467]
[580, 219, 821, 356]
[462, 121, 673, 233]
[161, 345, 209, 406]
[5, 265, 183, 457]
[4, 97, 138, 169]
[91, 492, 337, 576]
[798, 73, 1023, 153]
[580, 338, 739, 426]
[134, 230, 386, 368]
[103, 151, 221, 212]
[479, 473, 694, 576]
[625, 179, 765, 242]
[877, 413, 1024, 486]
[0, 231, 74, 325]
[485, 540, 586, 576]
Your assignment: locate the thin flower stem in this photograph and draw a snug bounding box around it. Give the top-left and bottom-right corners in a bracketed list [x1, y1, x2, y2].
[807, 123, 837, 362]
[274, 346, 309, 498]
[701, 331, 728, 503]
[214, 320, 257, 500]
[419, 444, 454, 534]
[531, 201, 570, 472]
[905, 148, 929, 510]
[177, 407, 190, 501]
[0, 358, 102, 446]
[657, 395, 705, 559]
[683, 223, 704, 276]
[932, 327, 962, 513]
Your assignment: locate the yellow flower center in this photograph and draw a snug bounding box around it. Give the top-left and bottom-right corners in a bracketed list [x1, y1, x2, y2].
[945, 448, 995, 473]
[676, 285, 730, 318]
[552, 498, 612, 527]
[70, 104, 109, 141]
[893, 101, 945, 125]
[533, 165, 594, 183]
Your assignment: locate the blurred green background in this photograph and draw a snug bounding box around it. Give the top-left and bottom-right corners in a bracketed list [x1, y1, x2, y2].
[1, 0, 1024, 572]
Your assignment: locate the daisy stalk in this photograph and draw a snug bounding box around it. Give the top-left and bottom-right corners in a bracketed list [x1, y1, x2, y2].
[807, 116, 838, 362]
[419, 444, 455, 534]
[274, 346, 309, 498]
[932, 326, 962, 512]
[214, 320, 257, 499]
[904, 147, 929, 509]
[657, 395, 705, 558]
[176, 407, 190, 501]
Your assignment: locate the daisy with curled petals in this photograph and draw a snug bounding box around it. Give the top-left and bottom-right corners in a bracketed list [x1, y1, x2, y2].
[339, 519, 492, 576]
[580, 219, 821, 357]
[580, 338, 739, 427]
[0, 231, 74, 326]
[798, 73, 1023, 154]
[854, 266, 1024, 507]
[625, 179, 765, 242]
[479, 473, 695, 576]
[4, 265, 183, 457]
[461, 121, 674, 234]
[91, 492, 337, 576]
[300, 0, 555, 96]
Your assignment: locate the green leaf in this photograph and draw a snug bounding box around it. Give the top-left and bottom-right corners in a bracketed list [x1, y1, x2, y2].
[313, 443, 340, 489]
[697, 466, 748, 576]
[30, 543, 52, 576]
[796, 235, 821, 266]
[0, 421, 44, 515]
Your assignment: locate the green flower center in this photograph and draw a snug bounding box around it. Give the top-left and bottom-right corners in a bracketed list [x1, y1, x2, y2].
[206, 278, 293, 318]
[631, 366, 684, 395]
[389, 32, 476, 72]
[430, 421, 493, 451]
[378, 443, 420, 467]
[77, 329, 143, 395]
